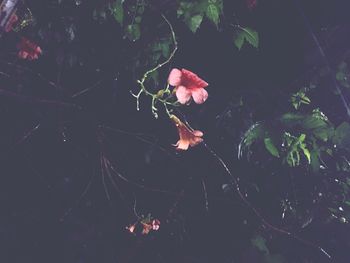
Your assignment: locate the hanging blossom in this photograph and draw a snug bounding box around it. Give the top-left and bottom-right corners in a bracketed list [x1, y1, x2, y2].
[17, 37, 42, 60]
[171, 115, 203, 151]
[126, 217, 160, 235]
[168, 68, 209, 105]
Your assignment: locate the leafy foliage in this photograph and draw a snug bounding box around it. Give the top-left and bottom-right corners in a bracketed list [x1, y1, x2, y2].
[233, 26, 259, 50]
[177, 0, 223, 32]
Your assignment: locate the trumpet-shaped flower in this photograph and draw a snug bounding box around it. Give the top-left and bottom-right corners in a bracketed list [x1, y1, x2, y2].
[171, 115, 203, 151]
[168, 68, 209, 104]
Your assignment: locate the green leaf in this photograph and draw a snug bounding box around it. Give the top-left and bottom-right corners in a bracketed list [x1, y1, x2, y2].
[310, 149, 320, 172]
[206, 4, 219, 26]
[126, 24, 141, 41]
[161, 42, 170, 58]
[234, 26, 259, 49]
[251, 235, 269, 255]
[188, 14, 204, 33]
[264, 137, 280, 157]
[280, 113, 304, 125]
[234, 31, 245, 50]
[110, 0, 124, 26]
[300, 144, 311, 164]
[242, 123, 265, 147]
[333, 122, 350, 150]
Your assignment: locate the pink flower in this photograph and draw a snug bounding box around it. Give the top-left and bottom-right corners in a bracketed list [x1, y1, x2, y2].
[141, 222, 152, 235]
[168, 68, 209, 104]
[171, 115, 203, 151]
[152, 219, 160, 230]
[17, 37, 42, 60]
[126, 224, 136, 234]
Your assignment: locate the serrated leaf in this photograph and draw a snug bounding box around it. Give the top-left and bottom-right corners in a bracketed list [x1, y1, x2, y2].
[234, 26, 259, 49]
[206, 4, 219, 26]
[242, 27, 259, 48]
[264, 137, 280, 157]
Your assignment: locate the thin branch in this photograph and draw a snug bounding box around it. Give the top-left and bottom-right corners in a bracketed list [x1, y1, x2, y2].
[60, 169, 96, 222]
[201, 178, 209, 212]
[293, 0, 350, 118]
[203, 142, 331, 260]
[132, 14, 178, 115]
[0, 88, 82, 110]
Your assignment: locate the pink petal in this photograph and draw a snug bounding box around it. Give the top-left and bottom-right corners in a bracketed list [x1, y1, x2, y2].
[191, 88, 208, 104]
[192, 130, 203, 137]
[181, 69, 208, 89]
[174, 140, 189, 151]
[189, 137, 203, 147]
[168, 68, 182, 86]
[176, 85, 192, 104]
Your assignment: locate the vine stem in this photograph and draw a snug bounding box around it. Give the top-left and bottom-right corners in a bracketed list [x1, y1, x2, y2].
[132, 14, 178, 117]
[202, 142, 332, 260]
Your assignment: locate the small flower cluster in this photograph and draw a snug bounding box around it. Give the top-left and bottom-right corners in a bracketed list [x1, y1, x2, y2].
[135, 66, 208, 151]
[126, 215, 160, 235]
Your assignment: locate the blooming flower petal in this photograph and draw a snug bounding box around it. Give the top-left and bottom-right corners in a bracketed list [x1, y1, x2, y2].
[192, 130, 204, 137]
[176, 85, 192, 104]
[171, 115, 204, 151]
[191, 88, 208, 104]
[168, 68, 182, 86]
[181, 69, 208, 90]
[174, 139, 190, 151]
[189, 136, 203, 147]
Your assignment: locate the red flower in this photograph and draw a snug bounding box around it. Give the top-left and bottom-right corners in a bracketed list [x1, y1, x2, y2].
[171, 115, 203, 151]
[17, 37, 42, 60]
[246, 0, 257, 10]
[168, 68, 209, 104]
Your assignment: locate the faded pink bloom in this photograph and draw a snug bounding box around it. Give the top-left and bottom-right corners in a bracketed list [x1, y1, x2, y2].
[17, 37, 42, 60]
[171, 115, 203, 151]
[168, 68, 209, 104]
[152, 219, 160, 230]
[126, 224, 136, 234]
[141, 222, 153, 235]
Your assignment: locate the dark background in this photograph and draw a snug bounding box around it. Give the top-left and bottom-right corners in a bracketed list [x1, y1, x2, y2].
[0, 0, 350, 262]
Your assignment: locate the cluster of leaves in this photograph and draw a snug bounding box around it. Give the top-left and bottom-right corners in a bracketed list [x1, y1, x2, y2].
[239, 90, 350, 225]
[92, 0, 259, 71]
[177, 0, 223, 32]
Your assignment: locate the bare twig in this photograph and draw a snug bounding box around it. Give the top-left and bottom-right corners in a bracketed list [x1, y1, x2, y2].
[201, 178, 209, 212]
[0, 88, 82, 110]
[203, 142, 332, 260]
